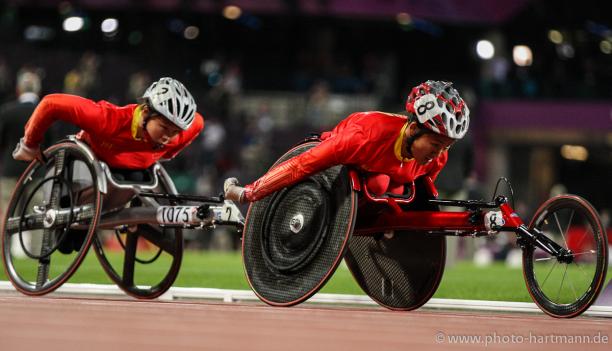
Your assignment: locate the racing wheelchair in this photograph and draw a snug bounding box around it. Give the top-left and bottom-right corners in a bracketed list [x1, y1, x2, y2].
[241, 138, 608, 318]
[1, 136, 244, 299]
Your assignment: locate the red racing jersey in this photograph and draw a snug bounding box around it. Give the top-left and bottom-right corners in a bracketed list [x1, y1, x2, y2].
[23, 94, 204, 169]
[243, 111, 447, 201]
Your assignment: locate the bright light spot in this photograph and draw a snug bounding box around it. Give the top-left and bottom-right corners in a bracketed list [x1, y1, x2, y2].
[101, 18, 118, 33]
[548, 29, 563, 44]
[557, 43, 575, 58]
[223, 5, 242, 20]
[476, 40, 495, 59]
[513, 45, 533, 66]
[184, 26, 200, 40]
[600, 40, 612, 54]
[396, 12, 412, 26]
[63, 16, 84, 32]
[561, 145, 588, 161]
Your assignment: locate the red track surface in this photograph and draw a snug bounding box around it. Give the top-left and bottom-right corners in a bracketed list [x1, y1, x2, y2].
[0, 294, 610, 351]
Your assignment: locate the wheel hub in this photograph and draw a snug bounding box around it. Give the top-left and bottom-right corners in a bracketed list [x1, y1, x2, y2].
[43, 209, 57, 228]
[557, 249, 574, 264]
[289, 214, 304, 233]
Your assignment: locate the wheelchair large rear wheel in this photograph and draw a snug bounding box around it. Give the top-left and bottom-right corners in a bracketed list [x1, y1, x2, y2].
[92, 166, 183, 299]
[345, 178, 446, 310]
[523, 195, 608, 318]
[1, 141, 102, 295]
[242, 141, 357, 306]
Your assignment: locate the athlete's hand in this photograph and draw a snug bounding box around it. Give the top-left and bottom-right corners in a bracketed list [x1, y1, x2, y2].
[12, 138, 39, 162]
[224, 177, 246, 203]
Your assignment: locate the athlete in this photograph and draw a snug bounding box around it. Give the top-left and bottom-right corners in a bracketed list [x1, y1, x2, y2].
[224, 80, 470, 203]
[13, 77, 204, 174]
[12, 77, 204, 252]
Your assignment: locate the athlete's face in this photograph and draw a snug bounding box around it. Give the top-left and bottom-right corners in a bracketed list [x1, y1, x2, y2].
[146, 114, 182, 145]
[404, 122, 455, 165]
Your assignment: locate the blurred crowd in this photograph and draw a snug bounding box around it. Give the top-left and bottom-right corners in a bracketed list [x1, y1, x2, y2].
[0, 35, 609, 256]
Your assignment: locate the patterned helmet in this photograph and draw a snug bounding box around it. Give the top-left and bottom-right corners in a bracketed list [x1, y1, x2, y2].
[405, 80, 470, 139]
[142, 77, 197, 130]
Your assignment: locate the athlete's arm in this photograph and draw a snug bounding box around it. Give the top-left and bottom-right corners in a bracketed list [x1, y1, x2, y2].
[243, 124, 366, 202]
[23, 94, 113, 148]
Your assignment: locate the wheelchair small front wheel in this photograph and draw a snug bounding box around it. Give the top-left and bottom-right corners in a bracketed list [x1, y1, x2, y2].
[522, 195, 608, 318]
[1, 141, 102, 295]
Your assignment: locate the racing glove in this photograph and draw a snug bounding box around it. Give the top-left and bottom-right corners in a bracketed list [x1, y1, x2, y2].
[224, 177, 246, 203]
[12, 138, 39, 162]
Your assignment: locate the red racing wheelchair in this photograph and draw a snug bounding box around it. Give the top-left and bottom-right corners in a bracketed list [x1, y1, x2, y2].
[241, 138, 608, 318]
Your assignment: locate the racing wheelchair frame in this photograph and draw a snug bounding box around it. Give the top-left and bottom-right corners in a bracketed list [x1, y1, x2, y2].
[1, 136, 244, 298]
[241, 139, 608, 318]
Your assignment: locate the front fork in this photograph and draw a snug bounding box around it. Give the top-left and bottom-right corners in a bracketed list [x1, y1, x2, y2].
[496, 196, 573, 264]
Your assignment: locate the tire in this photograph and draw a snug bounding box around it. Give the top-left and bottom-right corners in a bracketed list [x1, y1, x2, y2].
[522, 195, 608, 318]
[92, 166, 183, 299]
[1, 142, 102, 295]
[242, 141, 357, 306]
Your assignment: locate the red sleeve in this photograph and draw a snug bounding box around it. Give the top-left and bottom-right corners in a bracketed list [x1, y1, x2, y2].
[243, 122, 366, 202]
[162, 113, 204, 159]
[23, 94, 116, 147]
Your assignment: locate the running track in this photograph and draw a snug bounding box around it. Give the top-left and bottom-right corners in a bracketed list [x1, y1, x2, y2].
[0, 294, 610, 351]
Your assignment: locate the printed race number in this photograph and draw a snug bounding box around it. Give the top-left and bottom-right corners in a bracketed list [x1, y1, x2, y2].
[156, 206, 197, 225]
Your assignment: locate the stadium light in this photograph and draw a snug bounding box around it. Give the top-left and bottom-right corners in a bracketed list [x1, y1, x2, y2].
[547, 29, 563, 44]
[63, 16, 84, 32]
[476, 40, 495, 59]
[223, 5, 242, 20]
[101, 18, 119, 33]
[512, 45, 533, 66]
[560, 145, 588, 161]
[184, 26, 200, 40]
[396, 13, 412, 26]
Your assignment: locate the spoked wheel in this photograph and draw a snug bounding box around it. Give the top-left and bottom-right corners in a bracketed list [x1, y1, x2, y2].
[523, 195, 608, 318]
[92, 167, 183, 299]
[1, 142, 102, 295]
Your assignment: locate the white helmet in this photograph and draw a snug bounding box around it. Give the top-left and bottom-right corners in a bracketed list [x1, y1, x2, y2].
[142, 77, 197, 130]
[405, 80, 470, 139]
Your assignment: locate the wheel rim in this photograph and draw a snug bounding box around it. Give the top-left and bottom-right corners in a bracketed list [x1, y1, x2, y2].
[1, 143, 101, 295]
[93, 169, 182, 299]
[524, 196, 607, 317]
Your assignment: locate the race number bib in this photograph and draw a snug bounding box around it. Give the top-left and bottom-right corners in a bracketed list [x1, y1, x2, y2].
[156, 206, 197, 225]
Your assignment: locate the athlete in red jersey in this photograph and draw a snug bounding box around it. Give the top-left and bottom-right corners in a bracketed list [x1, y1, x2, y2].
[12, 77, 204, 171]
[224, 80, 470, 202]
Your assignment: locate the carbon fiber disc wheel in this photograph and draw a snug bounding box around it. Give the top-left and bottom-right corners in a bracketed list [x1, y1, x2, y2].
[345, 232, 446, 310]
[242, 141, 357, 306]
